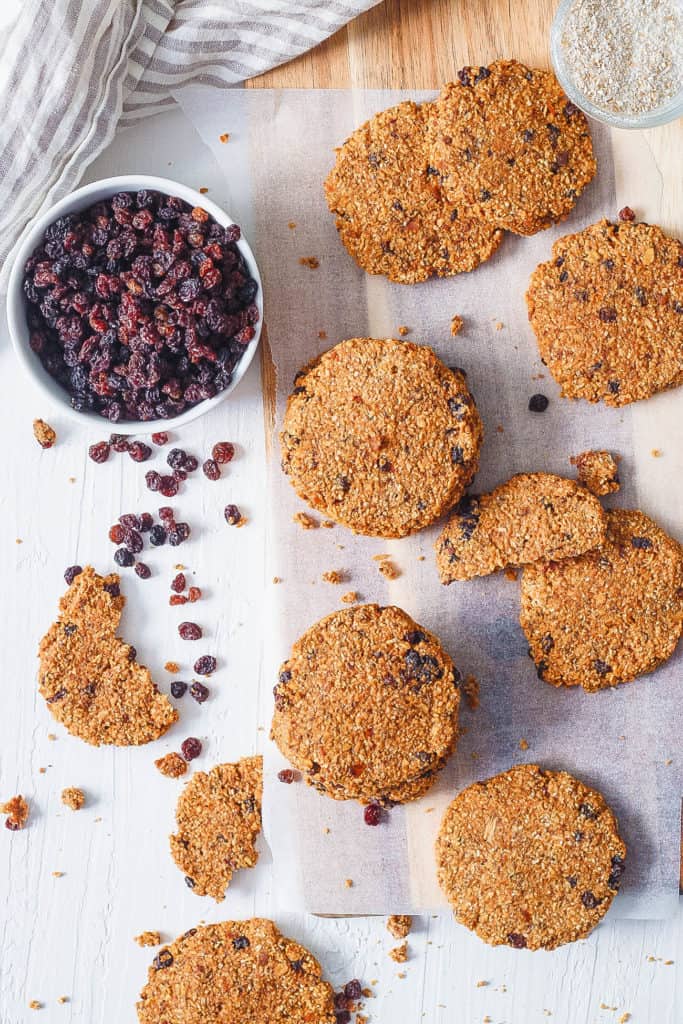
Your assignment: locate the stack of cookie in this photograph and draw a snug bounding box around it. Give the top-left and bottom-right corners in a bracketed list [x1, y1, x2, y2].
[325, 59, 597, 283]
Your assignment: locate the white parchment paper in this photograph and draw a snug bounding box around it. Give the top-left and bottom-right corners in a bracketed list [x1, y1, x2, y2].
[177, 87, 682, 918]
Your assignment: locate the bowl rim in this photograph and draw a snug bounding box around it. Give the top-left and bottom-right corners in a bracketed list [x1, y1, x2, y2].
[550, 0, 683, 131]
[6, 173, 263, 434]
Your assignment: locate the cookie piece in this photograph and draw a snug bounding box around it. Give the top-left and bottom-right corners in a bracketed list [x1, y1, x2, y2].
[2, 795, 29, 830]
[520, 509, 683, 691]
[429, 60, 596, 235]
[526, 219, 683, 405]
[280, 337, 483, 538]
[570, 450, 620, 496]
[170, 756, 262, 900]
[61, 787, 85, 810]
[436, 764, 626, 950]
[387, 915, 412, 939]
[324, 100, 503, 284]
[271, 604, 460, 804]
[435, 473, 606, 583]
[38, 567, 177, 745]
[136, 918, 335, 1024]
[155, 753, 188, 779]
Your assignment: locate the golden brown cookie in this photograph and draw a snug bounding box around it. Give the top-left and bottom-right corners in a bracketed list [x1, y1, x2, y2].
[436, 764, 626, 950]
[435, 473, 606, 583]
[429, 61, 596, 235]
[280, 337, 483, 538]
[324, 100, 503, 283]
[38, 567, 177, 745]
[521, 509, 683, 691]
[136, 918, 335, 1024]
[570, 450, 620, 496]
[170, 757, 262, 901]
[271, 604, 460, 804]
[526, 219, 683, 405]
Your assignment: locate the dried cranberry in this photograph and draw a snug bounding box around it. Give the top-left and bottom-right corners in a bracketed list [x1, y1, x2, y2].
[189, 681, 209, 703]
[170, 680, 187, 698]
[507, 933, 527, 949]
[618, 206, 635, 222]
[135, 562, 151, 579]
[88, 441, 110, 463]
[194, 655, 216, 676]
[145, 471, 161, 492]
[159, 475, 178, 498]
[528, 393, 549, 413]
[181, 736, 202, 760]
[167, 448, 188, 470]
[158, 506, 174, 522]
[124, 530, 143, 554]
[171, 572, 186, 592]
[344, 980, 362, 1001]
[129, 441, 152, 463]
[187, 586, 201, 602]
[109, 524, 125, 543]
[138, 512, 153, 532]
[149, 524, 167, 546]
[184, 455, 199, 473]
[114, 547, 134, 567]
[119, 513, 140, 530]
[64, 565, 83, 585]
[202, 458, 220, 480]
[212, 441, 235, 464]
[224, 504, 241, 525]
[277, 769, 298, 784]
[168, 526, 188, 546]
[178, 621, 202, 640]
[170, 594, 188, 606]
[151, 432, 168, 445]
[363, 802, 382, 826]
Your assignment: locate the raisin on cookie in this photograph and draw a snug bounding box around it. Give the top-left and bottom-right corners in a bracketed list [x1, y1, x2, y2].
[436, 764, 626, 950]
[324, 100, 503, 283]
[280, 337, 482, 538]
[435, 473, 606, 582]
[520, 509, 683, 691]
[526, 219, 683, 405]
[170, 756, 262, 900]
[136, 918, 335, 1024]
[271, 604, 460, 804]
[38, 566, 177, 745]
[429, 60, 596, 236]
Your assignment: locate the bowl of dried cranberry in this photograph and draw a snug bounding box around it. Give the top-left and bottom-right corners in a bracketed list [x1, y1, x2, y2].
[7, 175, 262, 432]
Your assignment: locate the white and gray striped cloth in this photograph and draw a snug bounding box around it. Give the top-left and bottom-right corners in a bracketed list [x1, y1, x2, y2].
[0, 0, 377, 289]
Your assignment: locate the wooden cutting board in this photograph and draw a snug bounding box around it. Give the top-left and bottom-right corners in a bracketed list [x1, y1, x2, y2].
[249, 0, 683, 890]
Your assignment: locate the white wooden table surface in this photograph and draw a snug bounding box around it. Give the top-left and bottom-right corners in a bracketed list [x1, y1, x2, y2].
[0, 105, 680, 1024]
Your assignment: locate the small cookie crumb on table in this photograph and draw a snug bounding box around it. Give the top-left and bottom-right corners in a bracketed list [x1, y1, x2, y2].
[387, 914, 412, 939]
[294, 511, 319, 529]
[33, 418, 56, 449]
[389, 941, 408, 962]
[322, 570, 345, 584]
[61, 787, 85, 810]
[135, 931, 162, 947]
[299, 256, 320, 269]
[154, 753, 188, 779]
[450, 315, 464, 336]
[1, 794, 29, 830]
[341, 591, 359, 604]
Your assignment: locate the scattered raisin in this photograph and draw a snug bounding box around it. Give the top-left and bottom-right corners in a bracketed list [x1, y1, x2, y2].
[88, 441, 110, 463]
[178, 622, 202, 641]
[171, 572, 186, 593]
[170, 681, 188, 698]
[187, 586, 201, 602]
[212, 441, 235, 464]
[277, 769, 298, 784]
[64, 565, 83, 586]
[224, 504, 241, 525]
[618, 206, 635, 222]
[202, 458, 220, 480]
[149, 524, 167, 546]
[114, 547, 134, 567]
[151, 432, 168, 445]
[528, 393, 549, 413]
[145, 470, 161, 491]
[189, 681, 209, 703]
[181, 736, 202, 760]
[194, 655, 216, 676]
[363, 802, 382, 826]
[135, 562, 151, 579]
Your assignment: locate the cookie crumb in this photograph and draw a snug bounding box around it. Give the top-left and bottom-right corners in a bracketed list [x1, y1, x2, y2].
[29, 1000, 42, 1010]
[294, 511, 319, 530]
[1, 794, 29, 830]
[357, 1016, 368, 1024]
[198, 187, 208, 194]
[463, 674, 480, 711]
[47, 733, 57, 741]
[389, 941, 408, 962]
[476, 980, 489, 987]
[345, 878, 353, 888]
[61, 787, 85, 811]
[57, 996, 68, 1004]
[519, 738, 529, 751]
[155, 752, 188, 779]
[618, 1015, 631, 1023]
[288, 221, 296, 229]
[135, 931, 162, 947]
[570, 450, 620, 496]
[52, 870, 64, 878]
[450, 315, 464, 336]
[387, 915, 412, 939]
[33, 418, 56, 449]
[341, 591, 359, 604]
[398, 325, 410, 336]
[165, 661, 180, 674]
[219, 133, 230, 143]
[495, 321, 504, 331]
[318, 330, 327, 340]
[321, 520, 335, 529]
[272, 576, 282, 584]
[299, 256, 319, 269]
[322, 570, 345, 584]
[377, 559, 400, 580]
[651, 448, 663, 458]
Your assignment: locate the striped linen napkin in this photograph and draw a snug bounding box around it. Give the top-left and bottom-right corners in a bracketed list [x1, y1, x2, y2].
[0, 0, 377, 290]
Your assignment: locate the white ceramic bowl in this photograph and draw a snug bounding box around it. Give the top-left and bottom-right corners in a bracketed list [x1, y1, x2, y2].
[6, 174, 263, 434]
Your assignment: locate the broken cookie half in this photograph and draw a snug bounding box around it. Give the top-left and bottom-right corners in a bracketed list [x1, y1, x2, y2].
[38, 566, 177, 745]
[435, 472, 606, 583]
